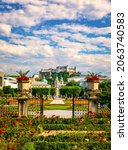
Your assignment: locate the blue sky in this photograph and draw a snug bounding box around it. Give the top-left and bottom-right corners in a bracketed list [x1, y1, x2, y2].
[0, 0, 111, 76]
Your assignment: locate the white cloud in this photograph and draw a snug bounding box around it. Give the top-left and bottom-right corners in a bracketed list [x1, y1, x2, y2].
[0, 23, 12, 36]
[56, 24, 110, 35]
[1, 0, 110, 28]
[0, 0, 111, 76]
[33, 25, 110, 50]
[0, 37, 55, 58]
[0, 9, 40, 27]
[0, 40, 29, 55]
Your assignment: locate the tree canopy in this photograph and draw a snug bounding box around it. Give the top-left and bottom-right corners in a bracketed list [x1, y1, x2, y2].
[66, 80, 79, 86]
[60, 86, 82, 98]
[98, 80, 111, 108]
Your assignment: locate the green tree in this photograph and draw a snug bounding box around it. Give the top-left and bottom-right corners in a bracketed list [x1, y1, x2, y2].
[66, 80, 79, 86]
[3, 86, 15, 97]
[60, 86, 82, 99]
[43, 88, 50, 100]
[32, 88, 37, 97]
[98, 80, 111, 108]
[50, 87, 56, 98]
[32, 88, 50, 100]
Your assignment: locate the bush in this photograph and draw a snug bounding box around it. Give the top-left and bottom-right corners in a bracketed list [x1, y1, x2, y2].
[35, 141, 69, 150]
[43, 124, 68, 130]
[35, 141, 111, 150]
[22, 142, 35, 150]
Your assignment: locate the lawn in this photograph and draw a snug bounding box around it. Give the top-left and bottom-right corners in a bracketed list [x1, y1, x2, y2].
[44, 104, 71, 110]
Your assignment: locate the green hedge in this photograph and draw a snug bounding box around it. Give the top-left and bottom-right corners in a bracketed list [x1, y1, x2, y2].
[43, 124, 110, 131]
[41, 133, 110, 143]
[43, 117, 110, 125]
[34, 141, 111, 150]
[43, 124, 68, 130]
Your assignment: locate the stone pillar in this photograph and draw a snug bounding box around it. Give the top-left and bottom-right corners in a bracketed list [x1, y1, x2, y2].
[88, 99, 98, 113]
[0, 72, 4, 89]
[17, 77, 30, 116]
[87, 80, 100, 114]
[18, 98, 28, 116]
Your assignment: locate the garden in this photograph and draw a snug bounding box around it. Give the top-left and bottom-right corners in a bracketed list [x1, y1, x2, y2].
[0, 108, 111, 150]
[0, 75, 111, 150]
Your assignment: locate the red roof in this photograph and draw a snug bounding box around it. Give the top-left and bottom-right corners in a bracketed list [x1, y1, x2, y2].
[17, 76, 29, 81]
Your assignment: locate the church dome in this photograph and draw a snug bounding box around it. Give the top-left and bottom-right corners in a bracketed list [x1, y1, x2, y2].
[41, 78, 48, 84]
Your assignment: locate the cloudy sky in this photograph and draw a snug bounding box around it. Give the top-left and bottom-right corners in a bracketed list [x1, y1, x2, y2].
[0, 0, 111, 76]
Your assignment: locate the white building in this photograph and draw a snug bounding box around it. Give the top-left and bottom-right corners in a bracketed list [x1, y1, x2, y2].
[68, 76, 87, 88]
[31, 78, 51, 88]
[33, 72, 39, 79]
[56, 65, 77, 74]
[4, 77, 18, 89]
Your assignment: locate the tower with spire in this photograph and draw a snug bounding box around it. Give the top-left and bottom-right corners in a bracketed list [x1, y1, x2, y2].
[54, 75, 64, 98]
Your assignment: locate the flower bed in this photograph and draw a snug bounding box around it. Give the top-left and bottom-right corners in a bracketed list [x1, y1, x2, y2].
[86, 75, 99, 81]
[17, 76, 29, 81]
[0, 111, 111, 150]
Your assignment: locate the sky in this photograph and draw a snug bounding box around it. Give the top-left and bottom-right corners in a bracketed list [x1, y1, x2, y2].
[0, 0, 111, 76]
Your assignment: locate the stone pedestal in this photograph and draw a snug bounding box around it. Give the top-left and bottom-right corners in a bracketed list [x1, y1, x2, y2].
[87, 80, 100, 114]
[88, 99, 98, 113]
[18, 98, 28, 116]
[17, 77, 30, 117]
[18, 80, 30, 95]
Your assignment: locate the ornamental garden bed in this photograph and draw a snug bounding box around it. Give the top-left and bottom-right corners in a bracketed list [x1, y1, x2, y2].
[0, 112, 110, 150]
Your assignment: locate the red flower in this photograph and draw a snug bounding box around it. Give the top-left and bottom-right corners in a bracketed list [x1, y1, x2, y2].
[27, 119, 31, 125]
[0, 128, 4, 134]
[3, 124, 7, 128]
[17, 76, 29, 81]
[16, 118, 21, 123]
[87, 75, 99, 81]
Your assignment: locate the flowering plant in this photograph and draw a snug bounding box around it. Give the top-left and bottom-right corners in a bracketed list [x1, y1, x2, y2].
[86, 72, 100, 81]
[86, 75, 99, 81]
[17, 76, 29, 81]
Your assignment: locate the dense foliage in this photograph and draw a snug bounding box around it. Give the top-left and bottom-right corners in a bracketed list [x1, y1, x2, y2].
[98, 81, 111, 108]
[32, 88, 56, 99]
[60, 86, 83, 98]
[0, 86, 18, 97]
[0, 111, 111, 150]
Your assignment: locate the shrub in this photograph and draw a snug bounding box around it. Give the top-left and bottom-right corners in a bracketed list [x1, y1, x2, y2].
[22, 142, 35, 150]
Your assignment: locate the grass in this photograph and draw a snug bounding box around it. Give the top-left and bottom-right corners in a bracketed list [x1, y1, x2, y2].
[44, 104, 71, 110]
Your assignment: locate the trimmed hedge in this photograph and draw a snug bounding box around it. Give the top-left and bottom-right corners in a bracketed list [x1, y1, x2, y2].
[41, 133, 110, 143]
[43, 124, 110, 131]
[34, 141, 111, 150]
[43, 117, 110, 125]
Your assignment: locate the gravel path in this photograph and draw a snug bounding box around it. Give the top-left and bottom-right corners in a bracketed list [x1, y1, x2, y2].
[44, 110, 72, 118]
[39, 130, 106, 137]
[50, 98, 65, 104]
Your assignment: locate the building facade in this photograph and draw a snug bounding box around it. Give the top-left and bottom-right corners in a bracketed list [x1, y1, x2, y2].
[56, 65, 77, 74]
[4, 76, 18, 89]
[39, 69, 52, 78]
